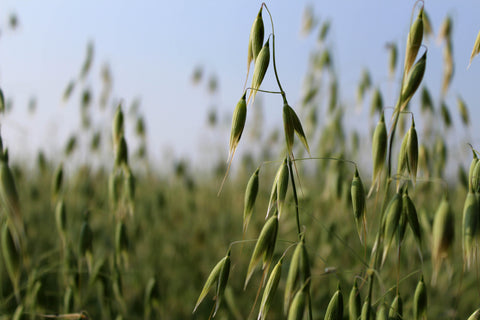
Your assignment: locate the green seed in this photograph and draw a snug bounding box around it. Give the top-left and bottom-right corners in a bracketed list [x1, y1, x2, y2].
[214, 250, 231, 317]
[375, 304, 387, 320]
[193, 250, 231, 314]
[388, 294, 403, 320]
[457, 96, 470, 126]
[245, 214, 278, 288]
[462, 191, 478, 268]
[276, 158, 289, 218]
[284, 235, 310, 315]
[243, 168, 260, 233]
[469, 30, 480, 67]
[324, 287, 343, 320]
[440, 102, 452, 128]
[404, 7, 424, 75]
[407, 120, 418, 185]
[381, 192, 402, 265]
[115, 135, 128, 168]
[370, 87, 383, 116]
[467, 308, 480, 320]
[370, 113, 387, 194]
[55, 199, 67, 244]
[413, 276, 427, 320]
[250, 39, 270, 103]
[228, 94, 247, 161]
[351, 167, 366, 242]
[287, 286, 307, 320]
[258, 257, 283, 320]
[431, 195, 454, 273]
[401, 51, 426, 108]
[403, 189, 422, 248]
[112, 104, 124, 147]
[349, 280, 361, 320]
[420, 87, 434, 113]
[250, 8, 264, 62]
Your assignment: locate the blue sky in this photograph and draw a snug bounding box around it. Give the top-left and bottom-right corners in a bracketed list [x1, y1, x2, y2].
[0, 1, 479, 171]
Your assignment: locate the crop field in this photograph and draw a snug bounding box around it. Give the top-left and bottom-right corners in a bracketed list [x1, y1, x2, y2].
[1, 1, 480, 319]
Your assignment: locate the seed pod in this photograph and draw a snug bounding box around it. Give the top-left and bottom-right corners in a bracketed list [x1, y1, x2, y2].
[360, 300, 374, 320]
[193, 250, 231, 314]
[396, 130, 409, 189]
[228, 94, 247, 161]
[243, 168, 260, 233]
[283, 104, 295, 155]
[52, 163, 63, 199]
[370, 87, 383, 116]
[402, 51, 426, 108]
[249, 39, 270, 104]
[115, 136, 128, 168]
[462, 191, 478, 269]
[404, 7, 424, 75]
[457, 96, 469, 126]
[276, 159, 289, 218]
[112, 105, 124, 147]
[420, 87, 433, 113]
[109, 171, 122, 209]
[351, 167, 366, 242]
[381, 192, 403, 265]
[375, 304, 387, 320]
[287, 285, 307, 320]
[349, 281, 361, 320]
[324, 287, 343, 320]
[440, 102, 452, 128]
[0, 88, 4, 113]
[470, 153, 480, 192]
[407, 120, 419, 185]
[284, 235, 310, 314]
[214, 250, 231, 317]
[124, 167, 135, 215]
[115, 221, 129, 254]
[403, 189, 422, 248]
[431, 195, 454, 273]
[245, 214, 278, 288]
[258, 257, 283, 320]
[55, 199, 67, 244]
[370, 114, 387, 193]
[469, 30, 480, 67]
[2, 222, 21, 286]
[250, 8, 264, 62]
[467, 308, 480, 320]
[388, 294, 403, 320]
[422, 10, 433, 37]
[413, 276, 427, 320]
[388, 43, 398, 78]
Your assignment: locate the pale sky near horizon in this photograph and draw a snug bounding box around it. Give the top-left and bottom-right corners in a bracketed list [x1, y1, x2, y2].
[0, 1, 479, 173]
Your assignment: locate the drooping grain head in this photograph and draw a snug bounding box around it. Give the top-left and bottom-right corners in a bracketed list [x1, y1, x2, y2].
[284, 235, 310, 315]
[462, 191, 478, 269]
[403, 189, 422, 248]
[112, 104, 124, 147]
[258, 257, 283, 320]
[229, 94, 247, 161]
[245, 214, 278, 288]
[388, 294, 403, 320]
[370, 88, 383, 116]
[349, 280, 361, 320]
[370, 113, 387, 193]
[457, 96, 470, 126]
[381, 192, 403, 265]
[431, 195, 454, 276]
[469, 30, 480, 67]
[470, 154, 479, 192]
[52, 163, 64, 199]
[351, 167, 366, 242]
[413, 276, 427, 320]
[193, 250, 230, 315]
[404, 7, 424, 75]
[250, 40, 270, 103]
[324, 287, 343, 320]
[244, 167, 260, 233]
[55, 199, 67, 243]
[407, 120, 419, 185]
[214, 250, 231, 317]
[251, 8, 265, 62]
[402, 51, 426, 108]
[287, 285, 307, 320]
[276, 158, 289, 219]
[115, 136, 129, 168]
